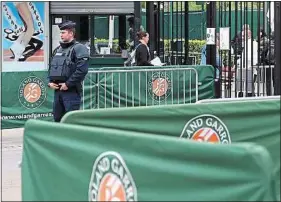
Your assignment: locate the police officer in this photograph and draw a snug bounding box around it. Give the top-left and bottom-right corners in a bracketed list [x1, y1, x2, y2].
[48, 20, 89, 122]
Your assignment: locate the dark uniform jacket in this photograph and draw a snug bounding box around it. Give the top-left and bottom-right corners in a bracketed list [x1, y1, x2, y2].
[49, 40, 89, 92]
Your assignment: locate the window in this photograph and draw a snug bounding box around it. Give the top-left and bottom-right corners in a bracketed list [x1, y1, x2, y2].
[90, 14, 134, 57]
[51, 14, 136, 58]
[51, 15, 89, 51]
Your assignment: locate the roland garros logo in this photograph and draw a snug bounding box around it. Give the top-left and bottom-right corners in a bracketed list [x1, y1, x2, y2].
[88, 151, 137, 201]
[180, 114, 231, 144]
[18, 76, 47, 109]
[148, 72, 171, 102]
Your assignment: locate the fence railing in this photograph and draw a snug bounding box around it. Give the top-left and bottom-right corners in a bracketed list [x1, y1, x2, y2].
[197, 95, 280, 103]
[153, 1, 276, 98]
[82, 67, 199, 109]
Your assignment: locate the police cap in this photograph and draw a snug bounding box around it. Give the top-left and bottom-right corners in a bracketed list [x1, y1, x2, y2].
[58, 20, 76, 30]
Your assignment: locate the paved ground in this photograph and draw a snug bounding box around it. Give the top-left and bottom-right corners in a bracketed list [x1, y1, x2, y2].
[1, 128, 24, 201]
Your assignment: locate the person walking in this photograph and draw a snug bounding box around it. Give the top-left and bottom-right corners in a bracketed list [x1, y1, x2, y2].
[135, 31, 154, 66]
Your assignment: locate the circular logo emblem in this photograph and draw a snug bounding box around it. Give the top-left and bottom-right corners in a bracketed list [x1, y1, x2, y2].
[88, 151, 137, 201]
[148, 72, 171, 102]
[18, 76, 47, 109]
[180, 114, 231, 144]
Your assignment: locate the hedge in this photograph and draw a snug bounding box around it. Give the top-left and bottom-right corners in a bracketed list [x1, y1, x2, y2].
[94, 39, 232, 65]
[94, 38, 205, 53]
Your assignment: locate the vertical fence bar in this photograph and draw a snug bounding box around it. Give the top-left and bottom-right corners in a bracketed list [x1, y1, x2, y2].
[146, 2, 155, 58]
[139, 71, 141, 106]
[83, 80, 85, 110]
[90, 73, 92, 109]
[125, 72, 128, 107]
[227, 1, 232, 98]
[171, 69, 174, 104]
[251, 2, 254, 97]
[146, 71, 148, 106]
[183, 68, 186, 103]
[262, 2, 266, 96]
[176, 1, 179, 65]
[178, 68, 180, 104]
[239, 2, 243, 97]
[118, 73, 121, 107]
[161, 2, 165, 63]
[257, 2, 261, 96]
[207, 1, 218, 97]
[234, 1, 238, 97]
[268, 1, 272, 96]
[180, 1, 183, 64]
[245, 2, 249, 96]
[220, 1, 224, 98]
[168, 2, 171, 65]
[184, 1, 189, 65]
[156, 2, 160, 60]
[189, 69, 192, 103]
[134, 2, 141, 47]
[275, 1, 281, 95]
[196, 69, 199, 102]
[171, 2, 174, 65]
[158, 70, 161, 105]
[104, 72, 107, 108]
[97, 72, 100, 109]
[111, 72, 114, 108]
[165, 70, 168, 105]
[132, 72, 134, 107]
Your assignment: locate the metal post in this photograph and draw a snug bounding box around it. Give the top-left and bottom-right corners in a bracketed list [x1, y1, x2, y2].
[184, 2, 189, 64]
[274, 2, 281, 95]
[154, 2, 160, 56]
[134, 2, 141, 31]
[169, 2, 173, 39]
[134, 2, 141, 47]
[118, 15, 126, 50]
[264, 2, 268, 31]
[206, 2, 219, 97]
[146, 1, 155, 58]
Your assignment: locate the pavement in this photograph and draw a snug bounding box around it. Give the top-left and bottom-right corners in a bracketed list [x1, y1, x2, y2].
[1, 128, 24, 201]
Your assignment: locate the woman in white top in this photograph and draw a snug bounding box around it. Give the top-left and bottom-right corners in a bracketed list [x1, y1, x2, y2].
[236, 28, 258, 97]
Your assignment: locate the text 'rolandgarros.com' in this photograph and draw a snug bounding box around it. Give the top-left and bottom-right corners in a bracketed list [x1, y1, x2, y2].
[1, 113, 53, 120]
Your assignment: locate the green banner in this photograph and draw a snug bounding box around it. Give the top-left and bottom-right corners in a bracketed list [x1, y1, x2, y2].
[1, 2, 51, 129]
[1, 71, 54, 129]
[62, 98, 280, 199]
[1, 65, 214, 129]
[22, 119, 277, 201]
[83, 65, 215, 109]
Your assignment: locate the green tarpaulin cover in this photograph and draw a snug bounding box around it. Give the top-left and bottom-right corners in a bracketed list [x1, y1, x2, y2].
[62, 98, 280, 200]
[22, 119, 277, 201]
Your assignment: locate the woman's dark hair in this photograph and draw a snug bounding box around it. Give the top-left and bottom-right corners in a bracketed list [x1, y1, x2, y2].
[259, 28, 267, 38]
[137, 31, 148, 40]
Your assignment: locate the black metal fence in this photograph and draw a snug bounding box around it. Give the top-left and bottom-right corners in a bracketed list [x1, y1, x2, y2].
[216, 1, 275, 98]
[147, 1, 279, 98]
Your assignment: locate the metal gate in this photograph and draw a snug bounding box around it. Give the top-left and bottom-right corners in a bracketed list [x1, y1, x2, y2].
[83, 67, 198, 109]
[216, 1, 275, 98]
[149, 1, 279, 99]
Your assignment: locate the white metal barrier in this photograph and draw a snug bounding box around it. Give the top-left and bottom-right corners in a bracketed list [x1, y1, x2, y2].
[83, 67, 199, 109]
[196, 95, 280, 104]
[221, 65, 275, 98]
